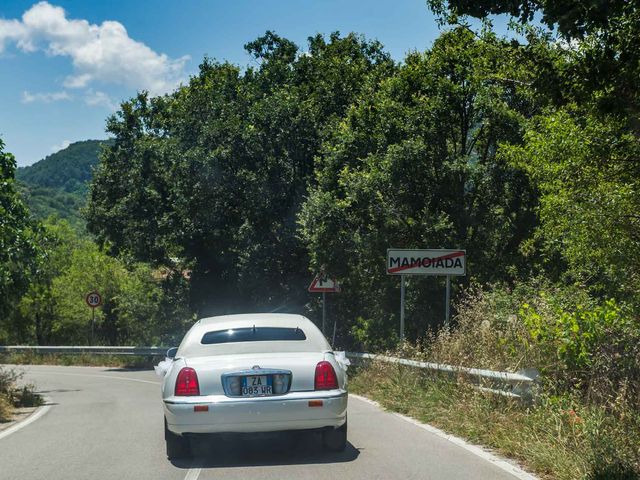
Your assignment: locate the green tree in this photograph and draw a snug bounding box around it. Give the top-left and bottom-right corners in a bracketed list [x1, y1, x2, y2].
[6, 220, 77, 344]
[427, 1, 640, 306]
[0, 139, 41, 330]
[6, 218, 183, 346]
[299, 28, 541, 343]
[87, 32, 395, 316]
[502, 109, 640, 300]
[48, 240, 164, 345]
[427, 0, 640, 122]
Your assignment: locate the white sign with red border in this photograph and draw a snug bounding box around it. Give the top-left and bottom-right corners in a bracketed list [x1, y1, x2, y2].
[387, 249, 466, 276]
[308, 275, 340, 293]
[85, 291, 103, 308]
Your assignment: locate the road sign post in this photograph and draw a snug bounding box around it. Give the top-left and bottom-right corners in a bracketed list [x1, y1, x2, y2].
[308, 274, 340, 338]
[400, 275, 406, 341]
[387, 249, 466, 339]
[322, 291, 327, 334]
[445, 275, 451, 328]
[85, 291, 102, 345]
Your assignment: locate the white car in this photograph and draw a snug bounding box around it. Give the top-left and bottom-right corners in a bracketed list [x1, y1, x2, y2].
[161, 313, 348, 458]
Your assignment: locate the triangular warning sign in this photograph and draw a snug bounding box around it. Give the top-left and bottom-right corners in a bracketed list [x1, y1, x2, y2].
[308, 274, 340, 293]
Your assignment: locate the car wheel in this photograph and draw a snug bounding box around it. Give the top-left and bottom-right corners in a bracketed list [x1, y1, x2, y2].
[165, 417, 191, 459]
[322, 417, 347, 452]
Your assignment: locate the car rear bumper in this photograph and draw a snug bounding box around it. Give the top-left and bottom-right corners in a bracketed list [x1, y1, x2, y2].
[164, 390, 347, 435]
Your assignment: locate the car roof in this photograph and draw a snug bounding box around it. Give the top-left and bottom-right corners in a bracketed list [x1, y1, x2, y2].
[176, 313, 330, 357]
[198, 313, 310, 330]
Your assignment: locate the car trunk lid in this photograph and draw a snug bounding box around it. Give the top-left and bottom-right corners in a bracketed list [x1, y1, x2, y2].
[185, 351, 326, 396]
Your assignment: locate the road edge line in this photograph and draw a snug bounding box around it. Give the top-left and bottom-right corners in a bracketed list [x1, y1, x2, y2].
[0, 397, 52, 441]
[184, 468, 201, 480]
[349, 393, 538, 480]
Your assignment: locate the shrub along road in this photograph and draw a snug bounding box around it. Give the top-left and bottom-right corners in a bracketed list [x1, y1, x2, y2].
[0, 365, 531, 480]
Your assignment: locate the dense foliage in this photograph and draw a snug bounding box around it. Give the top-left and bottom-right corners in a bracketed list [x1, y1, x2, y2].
[300, 28, 541, 340]
[0, 139, 42, 322]
[502, 110, 640, 301]
[1, 218, 191, 346]
[17, 184, 85, 230]
[88, 32, 396, 317]
[2, 3, 639, 353]
[390, 280, 640, 478]
[87, 30, 545, 343]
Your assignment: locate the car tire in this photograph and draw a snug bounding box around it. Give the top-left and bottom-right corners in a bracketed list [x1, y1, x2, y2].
[165, 418, 191, 459]
[322, 417, 347, 452]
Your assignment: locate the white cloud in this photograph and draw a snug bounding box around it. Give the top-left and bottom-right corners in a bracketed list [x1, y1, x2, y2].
[1, 2, 189, 95]
[50, 139, 70, 152]
[22, 90, 71, 103]
[84, 89, 117, 110]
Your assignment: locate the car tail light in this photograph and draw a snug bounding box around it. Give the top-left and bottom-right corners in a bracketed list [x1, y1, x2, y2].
[175, 367, 200, 396]
[315, 361, 338, 390]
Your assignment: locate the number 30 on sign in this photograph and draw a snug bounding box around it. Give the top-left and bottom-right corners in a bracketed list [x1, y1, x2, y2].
[85, 291, 102, 308]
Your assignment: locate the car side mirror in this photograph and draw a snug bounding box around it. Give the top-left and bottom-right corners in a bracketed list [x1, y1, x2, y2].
[166, 347, 178, 359]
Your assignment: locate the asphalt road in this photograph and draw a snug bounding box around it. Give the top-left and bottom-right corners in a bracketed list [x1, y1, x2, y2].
[0, 365, 530, 480]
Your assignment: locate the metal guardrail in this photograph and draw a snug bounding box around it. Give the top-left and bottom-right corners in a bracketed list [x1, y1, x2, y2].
[345, 352, 539, 402]
[0, 346, 166, 356]
[0, 346, 538, 401]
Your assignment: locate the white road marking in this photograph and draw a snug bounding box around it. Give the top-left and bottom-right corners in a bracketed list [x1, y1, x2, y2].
[0, 399, 52, 441]
[349, 394, 539, 480]
[184, 468, 201, 480]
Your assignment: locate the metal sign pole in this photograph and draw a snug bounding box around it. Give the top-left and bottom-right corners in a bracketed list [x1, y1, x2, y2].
[445, 275, 451, 328]
[400, 275, 405, 341]
[332, 319, 337, 347]
[322, 291, 326, 335]
[91, 307, 95, 346]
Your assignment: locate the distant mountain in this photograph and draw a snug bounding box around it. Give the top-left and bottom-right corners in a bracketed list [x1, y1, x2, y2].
[17, 139, 113, 229]
[17, 139, 111, 194]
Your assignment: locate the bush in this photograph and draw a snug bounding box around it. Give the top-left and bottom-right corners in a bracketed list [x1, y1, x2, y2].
[14, 385, 42, 408]
[521, 298, 640, 406]
[0, 367, 22, 398]
[422, 280, 640, 408]
[0, 366, 42, 420]
[351, 315, 399, 351]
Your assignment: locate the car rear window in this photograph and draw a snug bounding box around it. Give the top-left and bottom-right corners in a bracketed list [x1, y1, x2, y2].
[201, 327, 306, 344]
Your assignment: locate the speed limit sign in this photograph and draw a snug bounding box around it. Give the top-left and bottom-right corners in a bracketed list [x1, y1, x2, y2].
[85, 291, 102, 308]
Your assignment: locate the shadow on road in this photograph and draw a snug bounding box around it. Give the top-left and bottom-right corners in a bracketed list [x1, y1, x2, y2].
[170, 431, 360, 469]
[102, 368, 154, 372]
[37, 389, 81, 394]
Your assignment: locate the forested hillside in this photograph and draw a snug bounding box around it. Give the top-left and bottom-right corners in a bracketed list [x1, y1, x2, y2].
[17, 140, 108, 194]
[16, 140, 111, 228]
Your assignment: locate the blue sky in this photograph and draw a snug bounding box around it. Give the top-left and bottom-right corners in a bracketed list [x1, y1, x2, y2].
[0, 1, 506, 166]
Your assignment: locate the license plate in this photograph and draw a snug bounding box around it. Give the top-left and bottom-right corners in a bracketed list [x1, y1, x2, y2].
[242, 375, 273, 396]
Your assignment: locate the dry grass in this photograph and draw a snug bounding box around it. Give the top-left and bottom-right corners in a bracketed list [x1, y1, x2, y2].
[0, 352, 159, 368]
[351, 280, 640, 479]
[0, 394, 11, 422]
[351, 360, 640, 480]
[422, 284, 544, 372]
